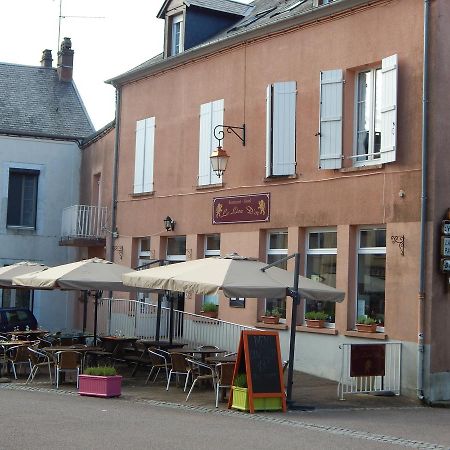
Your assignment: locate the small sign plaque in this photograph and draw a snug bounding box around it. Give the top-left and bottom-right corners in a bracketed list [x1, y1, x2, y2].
[441, 259, 450, 272]
[442, 221, 450, 236]
[441, 237, 450, 257]
[213, 193, 270, 225]
[350, 344, 386, 378]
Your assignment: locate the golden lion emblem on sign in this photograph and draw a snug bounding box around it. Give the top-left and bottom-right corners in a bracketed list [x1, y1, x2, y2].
[215, 203, 223, 217]
[258, 199, 266, 215]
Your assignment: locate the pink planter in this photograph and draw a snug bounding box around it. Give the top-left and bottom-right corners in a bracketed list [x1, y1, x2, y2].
[78, 375, 122, 398]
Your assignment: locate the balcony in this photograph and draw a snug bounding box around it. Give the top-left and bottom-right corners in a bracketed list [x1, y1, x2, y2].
[60, 205, 108, 247]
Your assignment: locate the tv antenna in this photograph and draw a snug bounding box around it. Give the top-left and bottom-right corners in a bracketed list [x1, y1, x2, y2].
[57, 0, 105, 51]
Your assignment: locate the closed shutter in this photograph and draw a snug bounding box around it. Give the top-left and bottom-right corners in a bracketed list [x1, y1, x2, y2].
[272, 81, 297, 176]
[319, 69, 343, 169]
[133, 119, 146, 194]
[198, 99, 224, 185]
[142, 117, 155, 193]
[266, 84, 273, 178]
[380, 54, 398, 164]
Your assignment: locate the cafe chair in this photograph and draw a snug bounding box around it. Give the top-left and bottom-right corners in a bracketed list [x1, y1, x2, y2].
[27, 347, 54, 384]
[224, 352, 237, 357]
[146, 349, 171, 385]
[54, 351, 82, 388]
[215, 362, 235, 407]
[6, 345, 32, 379]
[166, 352, 191, 392]
[185, 358, 216, 402]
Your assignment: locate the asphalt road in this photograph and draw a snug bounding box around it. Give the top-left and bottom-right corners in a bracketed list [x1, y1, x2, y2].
[1, 387, 450, 449]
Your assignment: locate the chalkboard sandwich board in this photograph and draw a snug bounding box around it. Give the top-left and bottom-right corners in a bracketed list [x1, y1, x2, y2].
[228, 330, 286, 413]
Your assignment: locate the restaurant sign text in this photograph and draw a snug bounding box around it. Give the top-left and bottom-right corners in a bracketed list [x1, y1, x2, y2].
[213, 193, 270, 224]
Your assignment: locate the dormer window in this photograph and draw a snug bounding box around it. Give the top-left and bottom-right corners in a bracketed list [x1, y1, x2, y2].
[170, 14, 184, 56]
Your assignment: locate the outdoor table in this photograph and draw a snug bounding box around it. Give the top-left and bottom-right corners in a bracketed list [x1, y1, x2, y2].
[205, 355, 237, 365]
[137, 339, 187, 350]
[6, 329, 48, 339]
[170, 347, 227, 362]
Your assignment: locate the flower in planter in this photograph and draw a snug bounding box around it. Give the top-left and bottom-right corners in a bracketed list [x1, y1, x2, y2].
[304, 311, 329, 328]
[201, 303, 218, 313]
[355, 315, 378, 333]
[356, 315, 377, 325]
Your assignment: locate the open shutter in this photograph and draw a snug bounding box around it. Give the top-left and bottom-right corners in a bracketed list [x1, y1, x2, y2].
[272, 81, 297, 175]
[380, 54, 398, 164]
[198, 102, 212, 186]
[319, 69, 343, 169]
[142, 117, 155, 193]
[133, 119, 146, 194]
[266, 85, 273, 178]
[211, 99, 224, 185]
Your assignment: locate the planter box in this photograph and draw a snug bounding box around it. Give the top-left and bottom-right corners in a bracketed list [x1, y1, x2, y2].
[78, 374, 122, 398]
[356, 323, 378, 333]
[231, 386, 283, 412]
[200, 311, 218, 319]
[261, 315, 280, 325]
[305, 319, 325, 328]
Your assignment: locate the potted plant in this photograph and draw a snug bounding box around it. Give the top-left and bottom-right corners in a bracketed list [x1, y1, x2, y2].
[231, 373, 249, 411]
[78, 366, 122, 398]
[356, 316, 378, 333]
[200, 302, 218, 318]
[304, 311, 329, 328]
[261, 307, 281, 324]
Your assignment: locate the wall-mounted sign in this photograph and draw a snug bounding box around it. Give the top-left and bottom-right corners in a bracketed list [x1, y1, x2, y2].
[213, 193, 270, 225]
[441, 236, 450, 257]
[442, 220, 450, 236]
[350, 344, 386, 378]
[441, 259, 450, 272]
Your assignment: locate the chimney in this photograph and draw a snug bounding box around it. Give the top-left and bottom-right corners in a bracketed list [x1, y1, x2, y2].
[40, 49, 53, 68]
[57, 37, 74, 82]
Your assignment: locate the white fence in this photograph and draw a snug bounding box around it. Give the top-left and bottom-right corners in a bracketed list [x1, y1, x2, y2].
[61, 205, 108, 239]
[338, 342, 402, 400]
[91, 298, 256, 352]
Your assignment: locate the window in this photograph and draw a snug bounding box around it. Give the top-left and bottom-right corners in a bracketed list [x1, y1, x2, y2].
[266, 81, 297, 177]
[266, 230, 288, 319]
[170, 14, 184, 56]
[137, 237, 152, 268]
[198, 99, 223, 186]
[319, 54, 397, 169]
[7, 169, 39, 228]
[305, 229, 337, 324]
[203, 234, 220, 306]
[166, 236, 186, 263]
[357, 228, 386, 327]
[1, 287, 31, 309]
[133, 117, 155, 194]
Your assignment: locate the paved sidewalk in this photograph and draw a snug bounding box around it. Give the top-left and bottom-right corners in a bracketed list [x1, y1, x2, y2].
[2, 364, 422, 412]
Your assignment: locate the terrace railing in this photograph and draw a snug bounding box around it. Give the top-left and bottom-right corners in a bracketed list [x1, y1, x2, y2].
[61, 205, 108, 240]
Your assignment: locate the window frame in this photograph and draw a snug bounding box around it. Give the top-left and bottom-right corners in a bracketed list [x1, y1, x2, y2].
[7, 168, 39, 229]
[166, 236, 186, 263]
[170, 13, 184, 56]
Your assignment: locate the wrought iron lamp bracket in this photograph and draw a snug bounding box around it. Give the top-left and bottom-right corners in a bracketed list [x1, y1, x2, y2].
[213, 124, 246, 147]
[113, 245, 124, 260]
[391, 235, 405, 256]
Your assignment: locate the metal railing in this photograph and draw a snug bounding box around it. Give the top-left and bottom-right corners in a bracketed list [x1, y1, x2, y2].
[61, 205, 108, 239]
[338, 342, 402, 400]
[89, 298, 256, 352]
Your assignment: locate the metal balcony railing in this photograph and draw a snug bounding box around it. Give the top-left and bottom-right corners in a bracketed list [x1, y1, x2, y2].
[61, 205, 108, 240]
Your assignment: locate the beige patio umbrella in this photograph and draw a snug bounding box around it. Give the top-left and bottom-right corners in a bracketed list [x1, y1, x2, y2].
[13, 258, 138, 342]
[0, 261, 48, 287]
[123, 253, 345, 407]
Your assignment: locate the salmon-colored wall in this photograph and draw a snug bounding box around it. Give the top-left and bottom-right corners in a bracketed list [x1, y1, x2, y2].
[111, 1, 437, 351]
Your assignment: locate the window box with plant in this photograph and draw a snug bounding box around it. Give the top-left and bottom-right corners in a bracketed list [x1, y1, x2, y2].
[261, 307, 281, 325]
[78, 366, 122, 398]
[200, 302, 218, 318]
[304, 311, 329, 328]
[356, 316, 378, 333]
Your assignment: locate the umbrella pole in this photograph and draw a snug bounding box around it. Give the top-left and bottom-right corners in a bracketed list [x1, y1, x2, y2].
[93, 292, 99, 345]
[31, 290, 35, 313]
[169, 294, 174, 345]
[82, 291, 88, 333]
[156, 294, 162, 342]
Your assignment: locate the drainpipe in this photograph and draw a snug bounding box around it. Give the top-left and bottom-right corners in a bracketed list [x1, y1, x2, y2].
[418, 0, 431, 401]
[108, 87, 121, 262]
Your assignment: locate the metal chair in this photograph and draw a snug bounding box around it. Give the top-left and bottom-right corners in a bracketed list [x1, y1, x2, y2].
[6, 345, 32, 379]
[54, 351, 82, 388]
[145, 349, 171, 384]
[185, 357, 217, 401]
[166, 352, 191, 392]
[27, 347, 54, 384]
[215, 362, 235, 407]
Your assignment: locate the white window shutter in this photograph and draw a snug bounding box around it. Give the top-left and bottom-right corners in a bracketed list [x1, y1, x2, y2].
[266, 84, 273, 178]
[272, 81, 296, 175]
[133, 119, 146, 194]
[211, 99, 224, 185]
[380, 54, 398, 164]
[319, 69, 343, 169]
[198, 102, 212, 186]
[142, 117, 155, 193]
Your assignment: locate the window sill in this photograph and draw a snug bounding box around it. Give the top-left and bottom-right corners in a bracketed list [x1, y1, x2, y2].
[6, 226, 36, 234]
[130, 191, 154, 199]
[196, 183, 224, 191]
[256, 322, 288, 330]
[296, 326, 338, 335]
[340, 164, 383, 173]
[263, 174, 298, 182]
[344, 330, 387, 340]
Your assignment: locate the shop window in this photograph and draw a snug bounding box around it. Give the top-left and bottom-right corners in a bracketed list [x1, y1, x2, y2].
[305, 229, 337, 325]
[166, 236, 186, 263]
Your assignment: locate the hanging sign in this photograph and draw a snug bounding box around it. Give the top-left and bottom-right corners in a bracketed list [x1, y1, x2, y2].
[441, 236, 450, 257]
[442, 221, 450, 236]
[350, 344, 386, 377]
[213, 193, 270, 224]
[441, 259, 450, 272]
